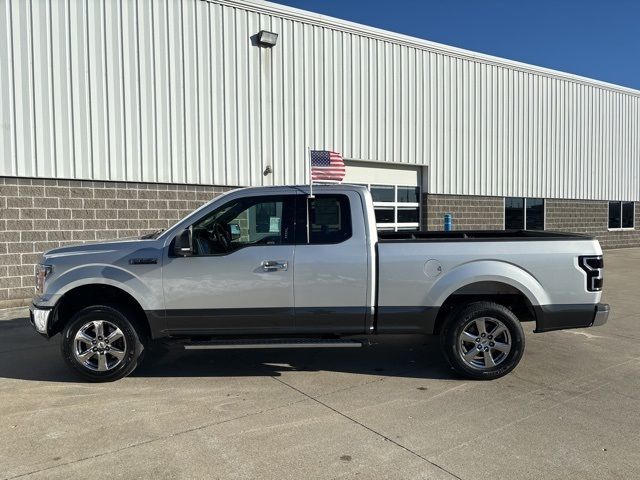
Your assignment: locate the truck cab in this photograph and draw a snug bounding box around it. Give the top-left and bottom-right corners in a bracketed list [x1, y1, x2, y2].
[159, 186, 375, 336]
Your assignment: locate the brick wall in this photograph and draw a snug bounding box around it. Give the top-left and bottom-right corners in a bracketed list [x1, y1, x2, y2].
[0, 177, 232, 308]
[545, 199, 640, 249]
[422, 194, 640, 249]
[423, 194, 504, 230]
[3, 180, 640, 308]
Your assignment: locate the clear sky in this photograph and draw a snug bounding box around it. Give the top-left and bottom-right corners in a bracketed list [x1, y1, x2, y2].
[270, 0, 640, 91]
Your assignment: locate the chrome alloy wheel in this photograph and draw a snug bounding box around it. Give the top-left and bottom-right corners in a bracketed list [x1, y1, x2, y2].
[458, 317, 512, 370]
[73, 320, 127, 372]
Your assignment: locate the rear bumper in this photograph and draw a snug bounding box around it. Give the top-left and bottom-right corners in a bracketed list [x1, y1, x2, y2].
[592, 303, 610, 327]
[534, 303, 609, 333]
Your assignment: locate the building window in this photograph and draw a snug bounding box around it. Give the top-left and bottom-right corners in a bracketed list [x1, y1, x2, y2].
[505, 198, 545, 230]
[526, 198, 545, 230]
[608, 201, 634, 229]
[505, 198, 525, 230]
[355, 184, 420, 231]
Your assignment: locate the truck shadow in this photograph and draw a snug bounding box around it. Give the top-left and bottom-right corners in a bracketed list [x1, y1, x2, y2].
[0, 316, 457, 383]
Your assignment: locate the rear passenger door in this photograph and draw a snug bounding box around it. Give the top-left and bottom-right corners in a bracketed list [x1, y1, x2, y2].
[293, 193, 369, 333]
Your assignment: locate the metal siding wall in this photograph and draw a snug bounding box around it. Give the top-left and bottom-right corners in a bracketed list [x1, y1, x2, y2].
[1, 0, 639, 201]
[0, 0, 15, 176]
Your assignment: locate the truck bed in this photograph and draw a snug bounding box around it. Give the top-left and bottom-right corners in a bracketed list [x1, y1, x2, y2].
[374, 228, 602, 334]
[378, 230, 593, 242]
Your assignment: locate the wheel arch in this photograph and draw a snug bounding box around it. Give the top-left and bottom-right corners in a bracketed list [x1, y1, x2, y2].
[428, 260, 550, 309]
[432, 280, 537, 335]
[49, 284, 151, 341]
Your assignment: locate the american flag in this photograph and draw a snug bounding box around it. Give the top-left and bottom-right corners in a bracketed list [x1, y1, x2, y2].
[310, 150, 345, 182]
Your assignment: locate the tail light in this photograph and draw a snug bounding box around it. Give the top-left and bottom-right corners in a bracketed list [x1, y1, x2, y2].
[578, 256, 603, 292]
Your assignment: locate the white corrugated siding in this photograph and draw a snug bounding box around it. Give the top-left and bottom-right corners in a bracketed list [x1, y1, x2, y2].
[1, 0, 639, 200]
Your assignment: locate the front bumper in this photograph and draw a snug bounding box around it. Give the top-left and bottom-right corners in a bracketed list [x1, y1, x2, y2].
[534, 302, 609, 333]
[29, 305, 53, 337]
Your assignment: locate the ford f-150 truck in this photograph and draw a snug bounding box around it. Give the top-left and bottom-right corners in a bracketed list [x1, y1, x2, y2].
[30, 185, 609, 382]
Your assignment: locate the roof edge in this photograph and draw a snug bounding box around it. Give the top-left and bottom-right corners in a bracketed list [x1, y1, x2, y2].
[212, 0, 640, 97]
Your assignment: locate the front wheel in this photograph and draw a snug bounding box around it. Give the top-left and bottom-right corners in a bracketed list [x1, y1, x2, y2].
[441, 301, 525, 380]
[61, 305, 144, 382]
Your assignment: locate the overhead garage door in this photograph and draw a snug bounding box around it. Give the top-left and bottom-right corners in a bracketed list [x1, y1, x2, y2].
[343, 161, 423, 232]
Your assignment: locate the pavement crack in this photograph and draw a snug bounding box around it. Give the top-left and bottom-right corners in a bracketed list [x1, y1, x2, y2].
[433, 380, 611, 460]
[3, 397, 309, 480]
[269, 375, 464, 480]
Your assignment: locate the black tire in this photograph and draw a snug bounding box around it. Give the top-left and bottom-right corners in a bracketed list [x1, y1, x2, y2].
[61, 305, 144, 382]
[440, 301, 525, 380]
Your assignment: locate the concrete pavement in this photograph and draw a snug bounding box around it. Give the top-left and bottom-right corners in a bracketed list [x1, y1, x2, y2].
[1, 248, 639, 479]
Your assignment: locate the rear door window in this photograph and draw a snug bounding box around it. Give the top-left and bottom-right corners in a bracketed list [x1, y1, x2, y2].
[296, 194, 352, 244]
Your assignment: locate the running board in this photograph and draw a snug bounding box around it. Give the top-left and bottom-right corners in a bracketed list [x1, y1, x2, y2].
[184, 338, 365, 350]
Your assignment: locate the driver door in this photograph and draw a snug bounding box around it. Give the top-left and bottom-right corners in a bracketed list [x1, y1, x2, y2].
[161, 194, 296, 335]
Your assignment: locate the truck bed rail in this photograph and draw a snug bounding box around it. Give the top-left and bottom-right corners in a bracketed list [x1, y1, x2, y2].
[378, 230, 594, 242]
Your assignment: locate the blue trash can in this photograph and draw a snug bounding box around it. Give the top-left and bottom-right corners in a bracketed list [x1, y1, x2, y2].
[444, 213, 453, 231]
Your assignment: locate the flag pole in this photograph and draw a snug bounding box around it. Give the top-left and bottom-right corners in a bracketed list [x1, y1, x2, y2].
[306, 147, 312, 244]
[308, 147, 314, 199]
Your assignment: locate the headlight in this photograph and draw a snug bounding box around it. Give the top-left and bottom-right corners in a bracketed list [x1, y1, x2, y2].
[34, 264, 52, 295]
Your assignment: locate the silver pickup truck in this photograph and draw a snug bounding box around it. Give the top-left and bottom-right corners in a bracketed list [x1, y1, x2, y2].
[30, 185, 609, 382]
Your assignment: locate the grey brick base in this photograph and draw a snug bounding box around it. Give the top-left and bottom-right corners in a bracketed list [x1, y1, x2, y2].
[0, 177, 232, 308]
[423, 194, 504, 230]
[545, 199, 640, 249]
[422, 194, 640, 249]
[3, 178, 640, 308]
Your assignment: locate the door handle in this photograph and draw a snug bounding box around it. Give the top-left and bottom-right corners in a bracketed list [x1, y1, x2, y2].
[261, 260, 288, 271]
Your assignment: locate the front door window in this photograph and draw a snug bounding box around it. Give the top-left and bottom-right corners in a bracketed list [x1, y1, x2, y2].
[190, 195, 295, 255]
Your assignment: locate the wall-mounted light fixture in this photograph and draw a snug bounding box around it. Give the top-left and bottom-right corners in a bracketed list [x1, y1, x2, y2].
[256, 30, 278, 47]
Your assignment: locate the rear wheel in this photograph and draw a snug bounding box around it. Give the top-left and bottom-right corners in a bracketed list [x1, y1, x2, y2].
[61, 305, 144, 382]
[441, 301, 525, 380]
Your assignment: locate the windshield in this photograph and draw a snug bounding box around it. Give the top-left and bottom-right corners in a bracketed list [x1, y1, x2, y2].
[139, 229, 165, 240]
[152, 191, 235, 240]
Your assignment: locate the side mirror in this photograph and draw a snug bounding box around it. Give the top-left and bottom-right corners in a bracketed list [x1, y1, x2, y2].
[228, 223, 241, 241]
[172, 228, 192, 256]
